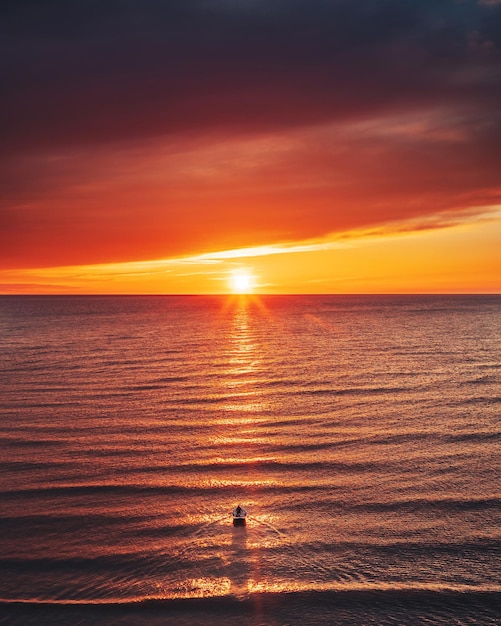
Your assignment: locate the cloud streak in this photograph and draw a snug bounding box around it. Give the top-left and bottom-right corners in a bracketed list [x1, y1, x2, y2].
[2, 207, 500, 294]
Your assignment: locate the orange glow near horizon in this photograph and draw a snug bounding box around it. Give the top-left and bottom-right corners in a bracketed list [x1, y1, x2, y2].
[0, 212, 500, 295]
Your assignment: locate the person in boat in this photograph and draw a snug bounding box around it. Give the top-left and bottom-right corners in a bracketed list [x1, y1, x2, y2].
[232, 504, 247, 525]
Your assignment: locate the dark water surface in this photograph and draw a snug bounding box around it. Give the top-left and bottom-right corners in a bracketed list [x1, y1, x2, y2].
[1, 295, 500, 624]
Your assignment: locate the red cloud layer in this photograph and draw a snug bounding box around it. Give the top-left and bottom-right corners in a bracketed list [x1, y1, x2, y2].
[1, 0, 500, 268]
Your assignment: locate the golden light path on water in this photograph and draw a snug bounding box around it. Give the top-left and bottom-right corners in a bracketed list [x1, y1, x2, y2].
[188, 295, 282, 600]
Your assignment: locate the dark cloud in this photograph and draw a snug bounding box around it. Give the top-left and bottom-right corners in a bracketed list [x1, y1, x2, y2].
[2, 0, 500, 152]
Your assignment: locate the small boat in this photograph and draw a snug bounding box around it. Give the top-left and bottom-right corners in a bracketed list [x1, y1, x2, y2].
[232, 505, 247, 526]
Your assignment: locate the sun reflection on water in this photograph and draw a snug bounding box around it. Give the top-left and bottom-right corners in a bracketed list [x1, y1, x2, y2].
[228, 525, 250, 597]
[218, 296, 271, 418]
[227, 301, 257, 370]
[185, 296, 279, 602]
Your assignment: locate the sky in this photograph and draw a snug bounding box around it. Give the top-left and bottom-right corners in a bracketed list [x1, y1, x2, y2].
[1, 0, 501, 294]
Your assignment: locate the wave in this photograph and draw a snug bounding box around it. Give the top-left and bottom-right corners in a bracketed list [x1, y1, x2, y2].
[0, 512, 187, 533]
[250, 383, 421, 398]
[103, 458, 393, 476]
[328, 496, 501, 513]
[0, 438, 66, 448]
[268, 536, 501, 555]
[1, 587, 499, 605]
[445, 431, 500, 443]
[1, 589, 499, 626]
[3, 484, 499, 520]
[277, 494, 501, 515]
[454, 395, 501, 406]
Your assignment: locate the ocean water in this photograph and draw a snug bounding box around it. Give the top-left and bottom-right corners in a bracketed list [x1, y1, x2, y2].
[0, 294, 499, 625]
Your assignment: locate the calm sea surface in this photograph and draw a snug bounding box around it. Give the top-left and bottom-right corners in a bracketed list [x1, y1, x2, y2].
[0, 295, 500, 625]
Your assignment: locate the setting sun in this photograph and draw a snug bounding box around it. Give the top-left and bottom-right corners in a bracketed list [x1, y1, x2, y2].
[230, 270, 254, 294]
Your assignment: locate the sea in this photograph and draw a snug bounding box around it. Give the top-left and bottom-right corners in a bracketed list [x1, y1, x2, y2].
[0, 295, 499, 625]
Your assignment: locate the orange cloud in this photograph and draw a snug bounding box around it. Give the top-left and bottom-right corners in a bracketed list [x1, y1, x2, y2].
[1, 210, 500, 294]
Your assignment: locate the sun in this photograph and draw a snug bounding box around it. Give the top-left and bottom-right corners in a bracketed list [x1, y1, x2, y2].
[230, 270, 254, 294]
